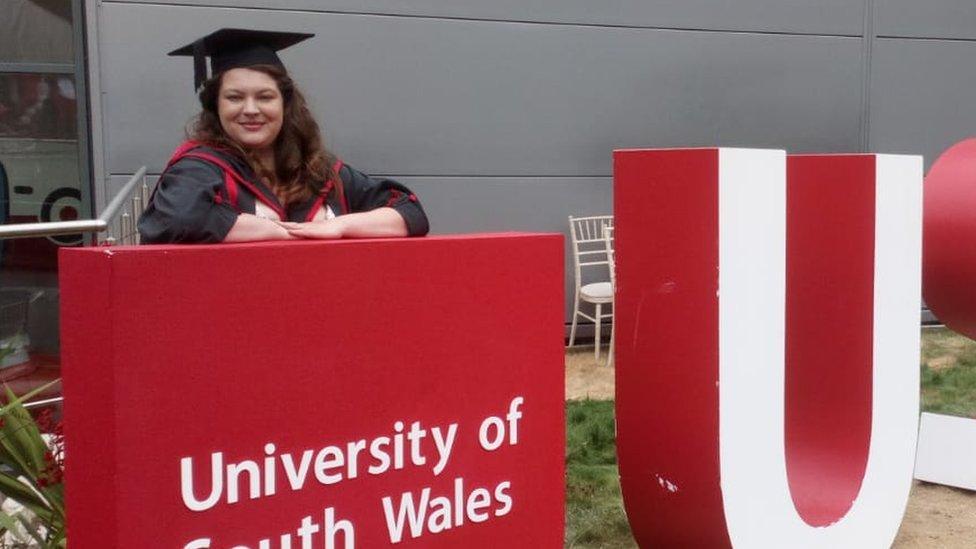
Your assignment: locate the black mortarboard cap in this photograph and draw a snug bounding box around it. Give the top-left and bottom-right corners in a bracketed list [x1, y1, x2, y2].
[169, 28, 314, 91]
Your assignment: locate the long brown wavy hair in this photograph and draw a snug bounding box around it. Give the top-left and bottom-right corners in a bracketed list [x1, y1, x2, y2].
[189, 64, 343, 206]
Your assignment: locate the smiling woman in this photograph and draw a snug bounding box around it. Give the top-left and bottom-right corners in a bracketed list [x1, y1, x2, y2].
[138, 28, 429, 244]
[218, 69, 283, 157]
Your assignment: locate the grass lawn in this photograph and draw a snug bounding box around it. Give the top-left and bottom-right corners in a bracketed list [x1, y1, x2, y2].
[921, 327, 976, 418]
[564, 326, 976, 548]
[564, 399, 633, 548]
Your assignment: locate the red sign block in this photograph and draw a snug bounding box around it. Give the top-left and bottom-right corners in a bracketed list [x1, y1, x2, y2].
[614, 149, 921, 547]
[924, 137, 976, 338]
[59, 234, 564, 549]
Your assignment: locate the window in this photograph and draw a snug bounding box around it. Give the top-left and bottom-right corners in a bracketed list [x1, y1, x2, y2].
[0, 0, 90, 381]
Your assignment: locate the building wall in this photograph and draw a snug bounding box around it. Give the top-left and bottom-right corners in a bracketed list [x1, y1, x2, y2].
[90, 1, 976, 324]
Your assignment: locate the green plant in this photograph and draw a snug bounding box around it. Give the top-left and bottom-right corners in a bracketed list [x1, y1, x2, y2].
[0, 382, 64, 548]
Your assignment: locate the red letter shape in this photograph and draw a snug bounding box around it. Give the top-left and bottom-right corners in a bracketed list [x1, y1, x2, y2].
[614, 148, 921, 547]
[923, 137, 976, 338]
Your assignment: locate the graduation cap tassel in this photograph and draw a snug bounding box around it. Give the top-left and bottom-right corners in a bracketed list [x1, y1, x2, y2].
[192, 38, 207, 91]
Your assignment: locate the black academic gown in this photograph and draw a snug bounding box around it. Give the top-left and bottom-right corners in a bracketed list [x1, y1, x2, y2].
[137, 144, 429, 244]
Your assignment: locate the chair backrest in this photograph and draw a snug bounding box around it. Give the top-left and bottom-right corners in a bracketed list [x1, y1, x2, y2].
[603, 225, 615, 288]
[568, 215, 614, 289]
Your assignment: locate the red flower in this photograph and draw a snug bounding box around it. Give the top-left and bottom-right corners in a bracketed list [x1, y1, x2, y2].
[34, 408, 54, 432]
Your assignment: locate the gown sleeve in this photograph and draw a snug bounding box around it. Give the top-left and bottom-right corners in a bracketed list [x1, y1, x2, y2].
[137, 158, 240, 244]
[339, 164, 430, 236]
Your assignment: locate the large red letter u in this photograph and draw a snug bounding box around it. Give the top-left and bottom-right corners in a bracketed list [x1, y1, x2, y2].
[614, 149, 922, 547]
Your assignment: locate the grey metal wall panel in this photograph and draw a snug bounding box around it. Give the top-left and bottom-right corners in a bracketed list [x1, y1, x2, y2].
[109, 0, 864, 36]
[100, 3, 865, 176]
[397, 177, 611, 234]
[399, 175, 611, 322]
[875, 0, 976, 40]
[869, 38, 976, 169]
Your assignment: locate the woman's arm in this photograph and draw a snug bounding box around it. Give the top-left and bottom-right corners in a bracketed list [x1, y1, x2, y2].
[339, 165, 429, 236]
[138, 159, 239, 244]
[224, 213, 299, 242]
[281, 207, 408, 239]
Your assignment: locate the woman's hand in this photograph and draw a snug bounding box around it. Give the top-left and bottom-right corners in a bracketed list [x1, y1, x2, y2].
[223, 214, 299, 242]
[279, 219, 345, 240]
[282, 208, 409, 239]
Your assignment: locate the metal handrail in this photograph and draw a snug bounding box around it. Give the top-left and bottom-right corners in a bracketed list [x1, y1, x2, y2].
[0, 219, 106, 239]
[23, 396, 63, 410]
[0, 166, 148, 242]
[0, 171, 150, 411]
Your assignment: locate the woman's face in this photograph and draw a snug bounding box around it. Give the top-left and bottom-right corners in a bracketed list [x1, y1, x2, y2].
[217, 68, 284, 153]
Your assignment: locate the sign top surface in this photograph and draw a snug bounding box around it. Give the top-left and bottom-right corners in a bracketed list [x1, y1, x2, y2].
[61, 232, 559, 257]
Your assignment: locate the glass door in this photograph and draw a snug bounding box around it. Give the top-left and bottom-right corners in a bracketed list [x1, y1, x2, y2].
[0, 0, 90, 389]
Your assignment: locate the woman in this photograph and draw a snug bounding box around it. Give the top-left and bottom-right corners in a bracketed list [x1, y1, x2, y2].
[138, 29, 428, 243]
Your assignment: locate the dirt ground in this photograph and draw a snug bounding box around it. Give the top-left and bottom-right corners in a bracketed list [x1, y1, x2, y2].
[565, 347, 976, 548]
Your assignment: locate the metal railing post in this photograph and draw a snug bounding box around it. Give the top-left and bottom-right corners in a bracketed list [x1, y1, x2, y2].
[131, 196, 142, 244]
[120, 212, 132, 245]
